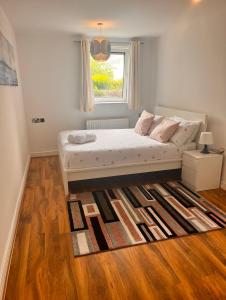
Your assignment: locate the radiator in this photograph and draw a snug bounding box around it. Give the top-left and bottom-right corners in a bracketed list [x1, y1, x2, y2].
[86, 118, 129, 130]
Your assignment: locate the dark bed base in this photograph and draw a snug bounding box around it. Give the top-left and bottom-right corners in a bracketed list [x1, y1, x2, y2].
[68, 169, 181, 194]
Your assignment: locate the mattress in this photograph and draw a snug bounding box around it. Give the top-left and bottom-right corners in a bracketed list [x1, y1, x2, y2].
[58, 129, 196, 170]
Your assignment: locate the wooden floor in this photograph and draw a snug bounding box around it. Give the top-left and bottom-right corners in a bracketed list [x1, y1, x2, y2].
[4, 156, 226, 300]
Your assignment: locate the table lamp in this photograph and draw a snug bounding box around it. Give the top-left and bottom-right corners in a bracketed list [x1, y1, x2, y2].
[199, 132, 213, 154]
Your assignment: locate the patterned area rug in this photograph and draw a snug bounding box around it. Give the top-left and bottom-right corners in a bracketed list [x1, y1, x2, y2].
[67, 181, 226, 257]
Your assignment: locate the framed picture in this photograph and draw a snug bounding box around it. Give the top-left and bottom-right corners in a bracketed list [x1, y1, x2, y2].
[0, 31, 18, 86]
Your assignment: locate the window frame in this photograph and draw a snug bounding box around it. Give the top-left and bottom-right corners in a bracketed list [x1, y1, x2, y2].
[92, 43, 130, 104]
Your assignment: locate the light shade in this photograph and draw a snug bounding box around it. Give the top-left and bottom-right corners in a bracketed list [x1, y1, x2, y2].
[199, 132, 214, 145]
[90, 37, 111, 62]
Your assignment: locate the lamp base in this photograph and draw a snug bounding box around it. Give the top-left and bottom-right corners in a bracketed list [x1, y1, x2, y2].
[200, 144, 210, 154]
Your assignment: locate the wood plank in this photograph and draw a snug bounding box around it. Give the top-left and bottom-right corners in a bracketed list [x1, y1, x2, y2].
[4, 156, 226, 300]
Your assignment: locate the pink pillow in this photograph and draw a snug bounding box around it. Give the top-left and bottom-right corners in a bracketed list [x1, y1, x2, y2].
[150, 118, 180, 143]
[149, 115, 164, 134]
[134, 110, 154, 136]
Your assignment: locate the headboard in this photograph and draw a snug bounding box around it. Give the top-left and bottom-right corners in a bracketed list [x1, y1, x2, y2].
[155, 106, 207, 143]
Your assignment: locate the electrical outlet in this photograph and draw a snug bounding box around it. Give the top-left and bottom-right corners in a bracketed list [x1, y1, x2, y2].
[32, 118, 45, 123]
[32, 118, 39, 123]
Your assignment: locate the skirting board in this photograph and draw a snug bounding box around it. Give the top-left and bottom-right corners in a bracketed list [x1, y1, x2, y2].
[0, 155, 31, 299]
[31, 149, 58, 157]
[221, 180, 226, 190]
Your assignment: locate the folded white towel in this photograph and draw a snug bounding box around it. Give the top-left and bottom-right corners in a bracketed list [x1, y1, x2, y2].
[67, 132, 96, 144]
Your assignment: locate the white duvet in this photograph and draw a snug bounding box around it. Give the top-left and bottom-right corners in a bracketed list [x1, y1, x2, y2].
[58, 129, 196, 170]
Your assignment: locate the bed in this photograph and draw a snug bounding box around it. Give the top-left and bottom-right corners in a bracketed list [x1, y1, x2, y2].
[59, 106, 207, 195]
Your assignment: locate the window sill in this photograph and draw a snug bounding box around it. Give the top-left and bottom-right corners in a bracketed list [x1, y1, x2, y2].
[95, 100, 128, 105]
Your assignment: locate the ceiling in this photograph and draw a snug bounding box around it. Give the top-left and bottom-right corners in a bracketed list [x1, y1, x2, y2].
[0, 0, 193, 37]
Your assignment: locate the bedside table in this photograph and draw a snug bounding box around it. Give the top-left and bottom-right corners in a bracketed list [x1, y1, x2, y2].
[182, 150, 223, 191]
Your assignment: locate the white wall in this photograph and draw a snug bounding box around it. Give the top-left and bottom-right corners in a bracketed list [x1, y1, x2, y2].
[17, 34, 158, 155]
[0, 7, 29, 296]
[156, 0, 226, 188]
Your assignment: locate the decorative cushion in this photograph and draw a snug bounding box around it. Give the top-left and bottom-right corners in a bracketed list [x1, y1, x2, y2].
[187, 121, 201, 143]
[134, 110, 154, 136]
[150, 118, 180, 143]
[170, 116, 201, 147]
[148, 115, 164, 134]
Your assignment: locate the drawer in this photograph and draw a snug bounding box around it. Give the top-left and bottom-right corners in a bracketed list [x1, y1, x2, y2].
[182, 164, 222, 191]
[182, 166, 197, 186]
[182, 154, 198, 169]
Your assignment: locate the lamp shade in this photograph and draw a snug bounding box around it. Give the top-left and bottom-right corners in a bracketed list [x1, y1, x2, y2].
[90, 37, 111, 62]
[199, 132, 213, 145]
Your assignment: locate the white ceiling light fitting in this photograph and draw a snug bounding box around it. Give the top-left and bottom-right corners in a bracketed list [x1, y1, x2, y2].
[90, 22, 111, 62]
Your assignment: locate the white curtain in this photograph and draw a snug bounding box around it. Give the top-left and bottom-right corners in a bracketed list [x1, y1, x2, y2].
[80, 39, 94, 112]
[127, 40, 141, 110]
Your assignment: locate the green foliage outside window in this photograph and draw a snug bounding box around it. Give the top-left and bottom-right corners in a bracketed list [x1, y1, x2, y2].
[90, 57, 123, 98]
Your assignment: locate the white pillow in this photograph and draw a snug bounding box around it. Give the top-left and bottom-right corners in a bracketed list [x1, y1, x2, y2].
[187, 121, 201, 143]
[170, 116, 201, 147]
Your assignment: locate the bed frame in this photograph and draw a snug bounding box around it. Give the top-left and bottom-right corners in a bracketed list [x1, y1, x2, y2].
[59, 106, 207, 195]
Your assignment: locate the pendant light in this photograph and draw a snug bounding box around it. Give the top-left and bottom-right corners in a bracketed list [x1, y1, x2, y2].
[90, 22, 111, 62]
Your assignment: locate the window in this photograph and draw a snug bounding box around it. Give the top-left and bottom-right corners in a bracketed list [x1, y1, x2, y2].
[90, 44, 129, 103]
